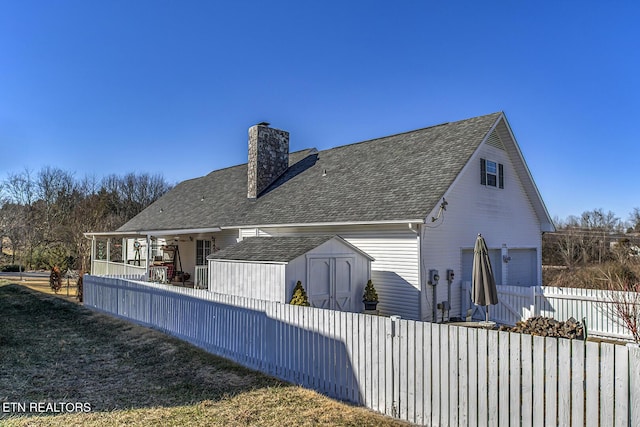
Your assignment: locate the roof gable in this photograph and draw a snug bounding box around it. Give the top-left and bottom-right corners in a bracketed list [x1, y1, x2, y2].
[118, 113, 503, 232]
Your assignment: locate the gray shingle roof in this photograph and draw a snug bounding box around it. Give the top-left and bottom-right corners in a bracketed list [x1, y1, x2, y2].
[207, 235, 337, 262]
[118, 112, 501, 232]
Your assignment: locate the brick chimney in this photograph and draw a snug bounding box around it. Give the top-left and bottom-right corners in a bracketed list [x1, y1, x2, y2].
[247, 123, 289, 199]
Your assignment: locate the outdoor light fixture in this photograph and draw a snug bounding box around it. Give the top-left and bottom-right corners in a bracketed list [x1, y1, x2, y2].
[503, 255, 512, 263]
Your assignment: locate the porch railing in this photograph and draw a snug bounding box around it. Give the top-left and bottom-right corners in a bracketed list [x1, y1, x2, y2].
[194, 265, 208, 289]
[92, 260, 146, 279]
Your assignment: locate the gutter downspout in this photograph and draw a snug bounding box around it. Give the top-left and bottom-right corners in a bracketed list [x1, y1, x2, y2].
[408, 223, 427, 321]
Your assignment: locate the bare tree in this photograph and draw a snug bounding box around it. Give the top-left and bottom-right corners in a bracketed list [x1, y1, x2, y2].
[602, 266, 640, 343]
[629, 207, 640, 233]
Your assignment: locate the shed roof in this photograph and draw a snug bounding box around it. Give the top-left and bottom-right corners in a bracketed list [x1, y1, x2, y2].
[207, 235, 373, 263]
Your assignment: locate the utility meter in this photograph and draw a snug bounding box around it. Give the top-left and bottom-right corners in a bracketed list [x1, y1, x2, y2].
[446, 269, 455, 283]
[429, 269, 440, 285]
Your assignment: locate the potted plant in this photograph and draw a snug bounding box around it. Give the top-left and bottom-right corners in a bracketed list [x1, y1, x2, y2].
[290, 281, 310, 306]
[362, 279, 378, 311]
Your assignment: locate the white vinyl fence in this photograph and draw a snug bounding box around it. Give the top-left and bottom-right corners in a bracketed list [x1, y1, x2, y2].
[462, 283, 638, 341]
[84, 276, 640, 426]
[537, 286, 638, 341]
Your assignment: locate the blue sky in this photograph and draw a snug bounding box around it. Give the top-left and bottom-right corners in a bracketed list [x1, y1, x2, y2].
[1, 1, 638, 223]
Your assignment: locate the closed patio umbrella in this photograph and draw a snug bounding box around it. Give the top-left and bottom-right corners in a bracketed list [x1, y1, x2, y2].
[472, 234, 499, 322]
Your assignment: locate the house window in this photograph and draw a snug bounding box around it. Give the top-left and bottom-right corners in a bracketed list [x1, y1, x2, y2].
[196, 240, 212, 265]
[481, 158, 504, 189]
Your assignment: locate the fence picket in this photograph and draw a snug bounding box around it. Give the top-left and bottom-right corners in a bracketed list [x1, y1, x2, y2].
[487, 330, 499, 427]
[440, 324, 450, 427]
[615, 345, 629, 427]
[476, 328, 488, 427]
[601, 343, 615, 425]
[449, 326, 459, 427]
[509, 331, 521, 427]
[431, 323, 441, 426]
[545, 337, 558, 427]
[422, 321, 433, 426]
[630, 345, 640, 427]
[467, 328, 479, 427]
[557, 338, 571, 426]
[458, 326, 468, 427]
[571, 340, 585, 427]
[498, 330, 510, 427]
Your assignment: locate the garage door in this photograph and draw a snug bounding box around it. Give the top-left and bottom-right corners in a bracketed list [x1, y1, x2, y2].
[307, 256, 353, 311]
[461, 249, 502, 287]
[508, 249, 537, 286]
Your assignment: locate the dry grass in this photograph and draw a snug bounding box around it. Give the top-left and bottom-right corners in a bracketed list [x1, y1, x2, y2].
[0, 274, 78, 303]
[543, 261, 640, 289]
[0, 283, 409, 426]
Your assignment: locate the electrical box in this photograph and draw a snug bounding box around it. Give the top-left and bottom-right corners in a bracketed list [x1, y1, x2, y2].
[437, 301, 451, 310]
[446, 269, 455, 283]
[429, 269, 439, 285]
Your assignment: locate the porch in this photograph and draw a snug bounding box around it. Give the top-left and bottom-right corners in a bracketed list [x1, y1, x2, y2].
[84, 227, 233, 289]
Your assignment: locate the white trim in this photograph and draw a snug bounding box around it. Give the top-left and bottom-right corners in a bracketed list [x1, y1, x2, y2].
[85, 227, 222, 238]
[496, 113, 555, 231]
[223, 219, 425, 231]
[209, 259, 288, 265]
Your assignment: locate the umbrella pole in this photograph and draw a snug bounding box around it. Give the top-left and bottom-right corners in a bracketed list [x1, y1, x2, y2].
[486, 306, 489, 322]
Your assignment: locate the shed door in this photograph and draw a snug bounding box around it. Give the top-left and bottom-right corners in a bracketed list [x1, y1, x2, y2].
[307, 256, 353, 311]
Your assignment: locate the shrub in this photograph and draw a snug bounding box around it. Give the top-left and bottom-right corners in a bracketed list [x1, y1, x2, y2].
[49, 266, 62, 294]
[290, 281, 310, 306]
[0, 264, 24, 272]
[362, 279, 378, 302]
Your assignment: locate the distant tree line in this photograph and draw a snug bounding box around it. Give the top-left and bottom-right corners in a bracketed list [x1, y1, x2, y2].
[543, 208, 640, 267]
[0, 167, 172, 272]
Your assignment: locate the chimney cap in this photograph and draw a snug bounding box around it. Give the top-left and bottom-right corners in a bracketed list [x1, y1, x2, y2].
[256, 121, 270, 127]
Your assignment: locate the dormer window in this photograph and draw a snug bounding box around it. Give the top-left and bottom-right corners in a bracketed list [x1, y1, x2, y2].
[481, 158, 504, 188]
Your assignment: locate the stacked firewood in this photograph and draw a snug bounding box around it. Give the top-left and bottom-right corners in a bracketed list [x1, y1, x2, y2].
[499, 316, 585, 340]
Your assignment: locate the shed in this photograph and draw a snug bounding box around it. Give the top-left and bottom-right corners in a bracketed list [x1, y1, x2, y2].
[207, 235, 374, 312]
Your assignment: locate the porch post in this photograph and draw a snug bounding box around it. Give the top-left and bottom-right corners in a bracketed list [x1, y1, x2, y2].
[106, 239, 111, 275]
[91, 236, 96, 274]
[122, 237, 126, 267]
[145, 234, 151, 280]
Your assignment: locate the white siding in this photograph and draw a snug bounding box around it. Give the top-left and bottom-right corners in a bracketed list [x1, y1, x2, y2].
[210, 260, 286, 302]
[260, 225, 420, 320]
[422, 141, 542, 320]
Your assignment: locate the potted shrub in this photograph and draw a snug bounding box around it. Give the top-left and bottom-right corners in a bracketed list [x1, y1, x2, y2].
[362, 279, 378, 311]
[290, 281, 310, 306]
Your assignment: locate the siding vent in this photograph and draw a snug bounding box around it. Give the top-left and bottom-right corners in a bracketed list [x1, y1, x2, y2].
[486, 130, 505, 151]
